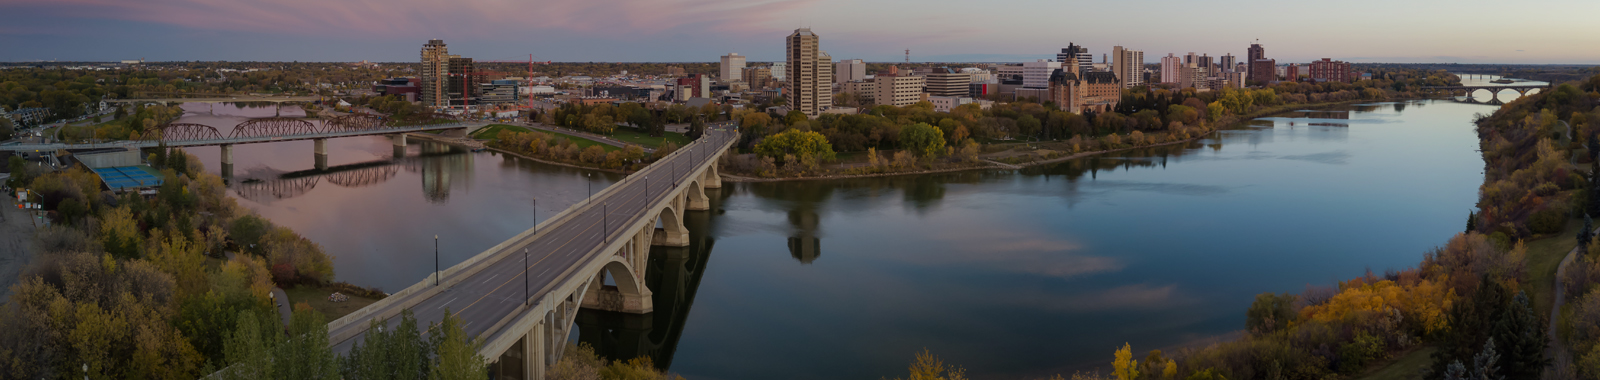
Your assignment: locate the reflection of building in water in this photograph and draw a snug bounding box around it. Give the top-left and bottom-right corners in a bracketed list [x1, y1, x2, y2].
[414, 142, 473, 203]
[787, 208, 821, 263]
[573, 188, 721, 371]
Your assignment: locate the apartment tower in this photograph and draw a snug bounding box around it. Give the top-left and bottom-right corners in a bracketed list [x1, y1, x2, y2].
[720, 53, 746, 82]
[1247, 43, 1265, 79]
[1111, 46, 1144, 89]
[1159, 54, 1182, 84]
[420, 39, 455, 108]
[786, 28, 832, 117]
[836, 59, 866, 85]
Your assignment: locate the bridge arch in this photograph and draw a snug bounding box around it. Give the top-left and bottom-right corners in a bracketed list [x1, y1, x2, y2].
[684, 179, 709, 211]
[580, 256, 653, 313]
[653, 204, 690, 247]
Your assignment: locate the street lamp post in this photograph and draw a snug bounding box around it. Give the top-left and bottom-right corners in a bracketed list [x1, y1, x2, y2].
[603, 203, 608, 243]
[587, 173, 593, 205]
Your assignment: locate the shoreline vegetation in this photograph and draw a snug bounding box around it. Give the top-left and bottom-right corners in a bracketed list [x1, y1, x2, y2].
[875, 75, 1600, 380]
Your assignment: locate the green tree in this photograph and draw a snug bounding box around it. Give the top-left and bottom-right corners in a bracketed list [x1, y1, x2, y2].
[430, 309, 487, 380]
[899, 123, 946, 159]
[754, 129, 836, 163]
[229, 215, 272, 254]
[276, 307, 338, 380]
[1245, 292, 1296, 335]
[1016, 114, 1041, 139]
[784, 110, 808, 126]
[1491, 292, 1548, 379]
[220, 310, 275, 380]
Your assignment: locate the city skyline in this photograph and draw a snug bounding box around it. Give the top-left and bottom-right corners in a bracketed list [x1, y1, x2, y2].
[2, 0, 1599, 64]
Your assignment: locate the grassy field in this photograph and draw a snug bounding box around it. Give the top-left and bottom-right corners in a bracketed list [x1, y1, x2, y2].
[283, 285, 378, 321]
[468, 123, 531, 139]
[1355, 346, 1436, 380]
[472, 124, 618, 152]
[608, 128, 689, 148]
[1527, 217, 1582, 314]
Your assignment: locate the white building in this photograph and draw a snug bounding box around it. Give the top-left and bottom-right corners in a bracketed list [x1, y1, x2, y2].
[1111, 46, 1144, 89]
[1022, 60, 1061, 89]
[770, 62, 787, 81]
[720, 53, 746, 82]
[928, 96, 976, 113]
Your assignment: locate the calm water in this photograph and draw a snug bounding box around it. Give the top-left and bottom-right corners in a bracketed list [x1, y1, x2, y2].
[179, 93, 1508, 379]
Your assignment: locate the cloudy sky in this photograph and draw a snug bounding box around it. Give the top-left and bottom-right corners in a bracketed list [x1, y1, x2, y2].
[2, 0, 1597, 64]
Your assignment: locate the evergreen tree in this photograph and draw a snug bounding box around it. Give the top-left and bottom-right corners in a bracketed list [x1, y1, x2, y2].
[1469, 338, 1503, 380]
[1433, 275, 1510, 377]
[275, 308, 338, 380]
[1582, 213, 1594, 255]
[1468, 211, 1478, 233]
[1491, 292, 1548, 379]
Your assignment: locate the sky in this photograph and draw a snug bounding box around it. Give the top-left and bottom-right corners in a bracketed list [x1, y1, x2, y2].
[2, 0, 1598, 64]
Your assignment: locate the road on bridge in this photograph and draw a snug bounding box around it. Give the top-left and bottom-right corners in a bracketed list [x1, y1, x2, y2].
[326, 123, 738, 355]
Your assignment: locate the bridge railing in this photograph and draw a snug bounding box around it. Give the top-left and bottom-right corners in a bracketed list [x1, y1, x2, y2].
[325, 129, 734, 345]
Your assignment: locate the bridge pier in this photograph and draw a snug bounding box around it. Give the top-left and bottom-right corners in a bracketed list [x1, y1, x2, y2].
[220, 144, 233, 183]
[393, 133, 407, 158]
[314, 138, 328, 170]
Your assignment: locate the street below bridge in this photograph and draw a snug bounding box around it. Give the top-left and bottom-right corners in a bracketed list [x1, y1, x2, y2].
[325, 125, 737, 358]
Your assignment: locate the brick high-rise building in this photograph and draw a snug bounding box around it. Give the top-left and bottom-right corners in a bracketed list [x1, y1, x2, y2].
[1246, 43, 1265, 79]
[1285, 64, 1301, 82]
[1111, 46, 1144, 89]
[1250, 59, 1276, 85]
[420, 39, 454, 108]
[786, 28, 832, 117]
[1309, 58, 1353, 82]
[873, 66, 925, 106]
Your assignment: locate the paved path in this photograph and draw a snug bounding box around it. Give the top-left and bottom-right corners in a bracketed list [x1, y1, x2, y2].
[1549, 225, 1597, 378]
[271, 287, 292, 333]
[517, 122, 636, 150]
[0, 194, 38, 304]
[326, 127, 737, 355]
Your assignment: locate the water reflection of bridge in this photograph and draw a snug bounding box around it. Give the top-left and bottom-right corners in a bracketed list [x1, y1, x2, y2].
[228, 142, 473, 203]
[571, 187, 723, 369]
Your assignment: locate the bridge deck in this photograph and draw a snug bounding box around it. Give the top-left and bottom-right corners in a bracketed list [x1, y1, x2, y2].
[324, 126, 737, 355]
[0, 122, 477, 152]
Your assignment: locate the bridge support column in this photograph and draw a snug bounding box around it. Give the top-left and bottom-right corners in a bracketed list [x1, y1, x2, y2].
[525, 323, 546, 380]
[393, 134, 407, 158]
[701, 162, 722, 189]
[686, 181, 709, 211]
[220, 144, 233, 183]
[580, 266, 654, 314]
[314, 138, 328, 170]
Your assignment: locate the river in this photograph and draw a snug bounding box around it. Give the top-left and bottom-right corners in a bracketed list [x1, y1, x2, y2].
[174, 76, 1524, 379]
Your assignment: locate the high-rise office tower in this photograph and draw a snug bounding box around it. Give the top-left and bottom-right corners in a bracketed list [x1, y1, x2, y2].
[420, 39, 454, 108]
[1059, 43, 1092, 73]
[1111, 46, 1144, 89]
[1160, 54, 1182, 84]
[836, 59, 866, 85]
[720, 53, 746, 82]
[786, 28, 833, 117]
[1247, 43, 1265, 79]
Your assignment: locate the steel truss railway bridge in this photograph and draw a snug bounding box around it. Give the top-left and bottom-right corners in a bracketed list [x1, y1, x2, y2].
[320, 127, 738, 380]
[0, 115, 477, 178]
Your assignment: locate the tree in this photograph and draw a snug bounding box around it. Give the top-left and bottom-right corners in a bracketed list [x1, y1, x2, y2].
[220, 310, 275, 380]
[230, 215, 273, 254]
[899, 123, 946, 159]
[100, 206, 142, 259]
[1112, 343, 1139, 380]
[276, 307, 338, 380]
[430, 309, 487, 380]
[1016, 114, 1041, 139]
[1434, 275, 1510, 376]
[1491, 292, 1548, 379]
[754, 129, 835, 164]
[784, 110, 808, 126]
[1245, 292, 1296, 335]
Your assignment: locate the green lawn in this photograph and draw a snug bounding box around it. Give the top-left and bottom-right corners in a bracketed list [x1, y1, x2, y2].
[1527, 217, 1583, 315]
[1355, 346, 1436, 380]
[607, 128, 689, 149]
[469, 124, 531, 139]
[283, 285, 378, 321]
[472, 124, 618, 152]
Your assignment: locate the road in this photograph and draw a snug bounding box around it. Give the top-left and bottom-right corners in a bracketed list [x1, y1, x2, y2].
[0, 193, 39, 304]
[327, 124, 736, 354]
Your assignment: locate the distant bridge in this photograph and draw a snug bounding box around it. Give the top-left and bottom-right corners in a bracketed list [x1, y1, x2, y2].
[1423, 84, 1550, 105]
[1, 115, 482, 175]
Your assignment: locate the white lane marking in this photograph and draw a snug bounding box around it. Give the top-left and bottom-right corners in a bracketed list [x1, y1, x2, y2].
[440, 296, 457, 309]
[482, 273, 499, 285]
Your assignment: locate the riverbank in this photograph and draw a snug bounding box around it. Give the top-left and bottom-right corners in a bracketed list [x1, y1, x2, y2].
[721, 98, 1396, 183]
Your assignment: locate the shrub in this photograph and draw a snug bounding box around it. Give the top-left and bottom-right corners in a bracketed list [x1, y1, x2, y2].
[1529, 205, 1569, 234]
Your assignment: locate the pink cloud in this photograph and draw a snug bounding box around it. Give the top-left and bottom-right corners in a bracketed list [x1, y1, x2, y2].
[3, 0, 819, 38]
